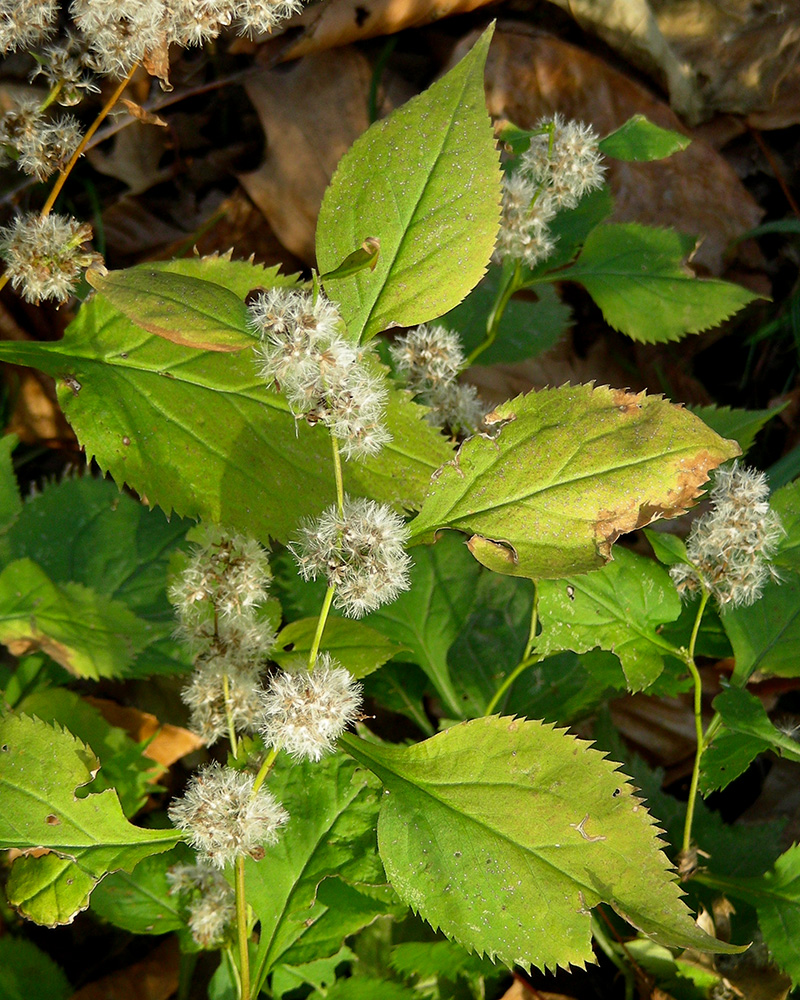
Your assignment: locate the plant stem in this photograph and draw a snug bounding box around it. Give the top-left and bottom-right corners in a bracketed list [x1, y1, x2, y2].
[41, 63, 139, 217]
[681, 588, 711, 857]
[308, 584, 335, 669]
[485, 584, 539, 715]
[331, 435, 344, 516]
[465, 262, 521, 367]
[223, 673, 239, 760]
[234, 856, 250, 1000]
[252, 746, 279, 796]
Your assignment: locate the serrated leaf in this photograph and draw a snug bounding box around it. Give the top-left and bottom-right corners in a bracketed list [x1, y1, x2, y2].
[87, 266, 254, 352]
[390, 940, 499, 981]
[364, 532, 482, 719]
[704, 846, 800, 985]
[246, 754, 386, 995]
[699, 686, 800, 795]
[598, 116, 691, 162]
[772, 478, 800, 573]
[535, 548, 683, 691]
[0, 259, 452, 543]
[316, 27, 501, 342]
[723, 573, 800, 683]
[0, 713, 181, 925]
[409, 385, 740, 579]
[688, 403, 785, 456]
[340, 719, 741, 971]
[439, 273, 570, 365]
[562, 224, 759, 343]
[273, 617, 407, 679]
[272, 945, 356, 999]
[17, 688, 160, 817]
[0, 559, 153, 679]
[90, 843, 194, 939]
[4, 475, 192, 676]
[311, 980, 418, 1000]
[0, 936, 71, 1000]
[527, 185, 614, 277]
[506, 650, 626, 723]
[5, 852, 97, 926]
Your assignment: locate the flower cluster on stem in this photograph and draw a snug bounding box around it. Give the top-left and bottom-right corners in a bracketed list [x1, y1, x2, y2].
[494, 113, 606, 268]
[167, 861, 236, 948]
[670, 462, 784, 609]
[250, 288, 390, 460]
[390, 323, 486, 435]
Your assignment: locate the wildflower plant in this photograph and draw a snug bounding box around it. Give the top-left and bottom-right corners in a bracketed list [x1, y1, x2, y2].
[1, 23, 800, 1000]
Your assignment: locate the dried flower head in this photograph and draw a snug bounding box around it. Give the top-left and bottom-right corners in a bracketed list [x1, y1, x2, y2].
[493, 172, 557, 268]
[250, 287, 390, 459]
[168, 763, 289, 868]
[0, 212, 101, 304]
[0, 0, 58, 53]
[520, 113, 606, 211]
[291, 495, 411, 618]
[0, 102, 83, 181]
[167, 861, 235, 948]
[422, 380, 487, 436]
[390, 324, 465, 390]
[181, 657, 264, 744]
[234, 0, 305, 35]
[259, 654, 362, 760]
[670, 462, 784, 609]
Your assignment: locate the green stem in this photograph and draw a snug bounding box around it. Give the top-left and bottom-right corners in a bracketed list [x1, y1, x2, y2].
[681, 588, 711, 857]
[465, 262, 522, 367]
[252, 746, 279, 796]
[485, 585, 539, 715]
[308, 584, 335, 669]
[235, 857, 250, 1000]
[223, 673, 239, 760]
[331, 435, 344, 516]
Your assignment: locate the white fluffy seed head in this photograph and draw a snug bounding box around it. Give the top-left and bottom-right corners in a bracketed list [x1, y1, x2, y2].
[421, 380, 487, 436]
[390, 324, 465, 390]
[181, 656, 264, 744]
[0, 0, 59, 53]
[290, 495, 412, 618]
[259, 654, 362, 760]
[520, 113, 606, 211]
[168, 763, 289, 868]
[670, 462, 785, 609]
[493, 172, 558, 267]
[0, 212, 101, 304]
[167, 861, 235, 948]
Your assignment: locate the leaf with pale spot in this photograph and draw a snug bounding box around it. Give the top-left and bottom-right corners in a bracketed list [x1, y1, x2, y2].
[341, 719, 742, 971]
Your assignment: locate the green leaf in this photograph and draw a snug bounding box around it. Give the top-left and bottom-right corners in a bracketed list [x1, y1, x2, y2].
[273, 617, 407, 679]
[316, 27, 501, 342]
[0, 258, 452, 544]
[6, 851, 99, 925]
[0, 936, 71, 1000]
[535, 548, 683, 690]
[90, 844, 194, 939]
[772, 477, 800, 573]
[0, 433, 21, 538]
[246, 753, 386, 994]
[0, 713, 181, 925]
[0, 559, 153, 679]
[561, 225, 759, 343]
[341, 719, 741, 970]
[362, 662, 433, 736]
[16, 688, 160, 817]
[703, 845, 800, 985]
[409, 385, 740, 579]
[527, 185, 614, 277]
[688, 403, 785, 456]
[439, 274, 571, 365]
[643, 528, 691, 568]
[505, 650, 627, 723]
[311, 979, 418, 1000]
[364, 533, 482, 719]
[272, 945, 355, 999]
[86, 265, 254, 352]
[4, 475, 192, 676]
[723, 572, 800, 682]
[598, 116, 691, 162]
[699, 686, 800, 794]
[390, 940, 499, 982]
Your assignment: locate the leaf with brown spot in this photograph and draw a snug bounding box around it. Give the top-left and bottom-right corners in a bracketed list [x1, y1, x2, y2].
[409, 384, 739, 579]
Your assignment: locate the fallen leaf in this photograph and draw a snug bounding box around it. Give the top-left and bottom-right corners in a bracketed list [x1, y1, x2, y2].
[471, 27, 762, 275]
[278, 0, 499, 61]
[87, 120, 172, 196]
[86, 697, 204, 768]
[241, 48, 377, 263]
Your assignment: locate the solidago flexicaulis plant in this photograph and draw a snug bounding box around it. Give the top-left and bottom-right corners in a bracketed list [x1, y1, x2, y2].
[2, 22, 800, 1000]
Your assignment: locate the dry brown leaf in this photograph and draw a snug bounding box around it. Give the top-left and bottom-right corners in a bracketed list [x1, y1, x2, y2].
[470, 27, 762, 274]
[499, 980, 577, 1000]
[120, 99, 168, 128]
[85, 696, 204, 768]
[543, 0, 702, 122]
[88, 120, 172, 196]
[278, 0, 499, 61]
[101, 196, 188, 257]
[652, 0, 800, 129]
[241, 48, 377, 263]
[69, 936, 180, 1000]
